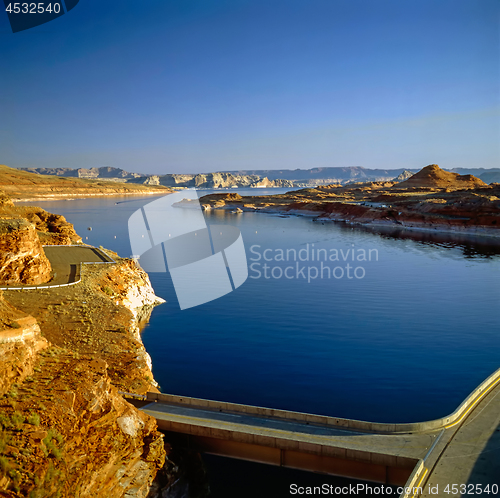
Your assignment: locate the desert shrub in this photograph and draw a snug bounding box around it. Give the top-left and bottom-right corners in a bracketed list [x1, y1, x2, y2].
[0, 433, 9, 452]
[102, 286, 113, 296]
[0, 456, 10, 476]
[27, 413, 40, 426]
[11, 412, 25, 428]
[0, 414, 12, 429]
[43, 429, 64, 460]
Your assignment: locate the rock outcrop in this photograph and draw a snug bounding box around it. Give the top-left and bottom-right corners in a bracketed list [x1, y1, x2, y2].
[16, 206, 82, 245]
[393, 170, 415, 182]
[194, 164, 500, 234]
[0, 219, 52, 285]
[0, 190, 83, 286]
[0, 188, 209, 497]
[395, 164, 487, 190]
[0, 291, 49, 395]
[158, 172, 293, 189]
[0, 256, 173, 496]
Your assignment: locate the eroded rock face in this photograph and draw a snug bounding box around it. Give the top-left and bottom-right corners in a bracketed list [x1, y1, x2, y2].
[57, 360, 166, 498]
[0, 292, 49, 395]
[396, 164, 487, 189]
[18, 206, 83, 245]
[0, 219, 52, 285]
[159, 172, 293, 189]
[393, 170, 415, 182]
[0, 204, 198, 497]
[0, 284, 168, 497]
[0, 189, 13, 207]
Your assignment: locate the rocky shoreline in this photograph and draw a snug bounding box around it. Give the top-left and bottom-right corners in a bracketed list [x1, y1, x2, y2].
[0, 164, 171, 202]
[0, 187, 205, 496]
[13, 190, 170, 203]
[0, 257, 174, 496]
[194, 165, 500, 239]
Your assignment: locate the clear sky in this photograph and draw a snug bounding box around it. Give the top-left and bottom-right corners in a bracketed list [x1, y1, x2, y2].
[1, 0, 499, 174]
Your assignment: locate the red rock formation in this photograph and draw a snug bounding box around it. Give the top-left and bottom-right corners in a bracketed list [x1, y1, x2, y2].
[395, 164, 486, 190]
[0, 219, 52, 285]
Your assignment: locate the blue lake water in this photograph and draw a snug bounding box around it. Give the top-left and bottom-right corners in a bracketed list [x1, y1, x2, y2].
[21, 191, 500, 494]
[25, 191, 500, 423]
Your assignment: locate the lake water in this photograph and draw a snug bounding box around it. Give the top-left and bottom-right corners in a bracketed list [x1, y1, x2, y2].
[22, 191, 500, 495]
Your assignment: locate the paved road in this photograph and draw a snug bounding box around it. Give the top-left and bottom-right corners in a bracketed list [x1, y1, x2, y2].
[140, 401, 438, 461]
[3, 246, 113, 288]
[421, 382, 500, 496]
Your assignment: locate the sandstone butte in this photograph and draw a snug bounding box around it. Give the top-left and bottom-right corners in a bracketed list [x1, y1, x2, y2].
[0, 188, 208, 496]
[196, 164, 500, 235]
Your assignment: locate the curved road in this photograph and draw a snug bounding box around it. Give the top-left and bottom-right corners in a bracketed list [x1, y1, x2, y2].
[420, 380, 500, 496]
[1, 245, 114, 289]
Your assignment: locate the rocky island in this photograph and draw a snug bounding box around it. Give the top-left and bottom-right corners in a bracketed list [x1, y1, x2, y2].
[195, 165, 500, 237]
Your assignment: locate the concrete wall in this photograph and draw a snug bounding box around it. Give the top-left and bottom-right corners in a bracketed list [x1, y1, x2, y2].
[146, 367, 500, 435]
[163, 431, 414, 486]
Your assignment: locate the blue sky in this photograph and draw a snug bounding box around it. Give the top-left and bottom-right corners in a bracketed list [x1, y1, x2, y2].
[1, 0, 498, 174]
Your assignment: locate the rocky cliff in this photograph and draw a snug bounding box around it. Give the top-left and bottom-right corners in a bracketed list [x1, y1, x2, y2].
[393, 170, 415, 182]
[0, 257, 176, 497]
[153, 172, 293, 189]
[0, 292, 49, 396]
[0, 191, 198, 497]
[0, 187, 84, 286]
[0, 219, 52, 285]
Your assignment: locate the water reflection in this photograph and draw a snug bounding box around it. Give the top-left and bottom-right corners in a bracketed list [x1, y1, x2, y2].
[313, 222, 500, 259]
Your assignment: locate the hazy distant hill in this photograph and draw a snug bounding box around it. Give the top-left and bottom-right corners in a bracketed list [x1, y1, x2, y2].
[448, 167, 500, 176]
[21, 166, 143, 179]
[478, 172, 500, 184]
[19, 165, 499, 187]
[225, 166, 419, 185]
[22, 165, 414, 184]
[19, 167, 293, 189]
[1, 164, 169, 200]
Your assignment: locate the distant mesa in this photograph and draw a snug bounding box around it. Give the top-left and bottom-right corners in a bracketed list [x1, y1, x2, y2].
[395, 164, 487, 190]
[150, 172, 293, 189]
[20, 167, 293, 189]
[0, 164, 169, 201]
[17, 164, 498, 189]
[20, 166, 143, 180]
